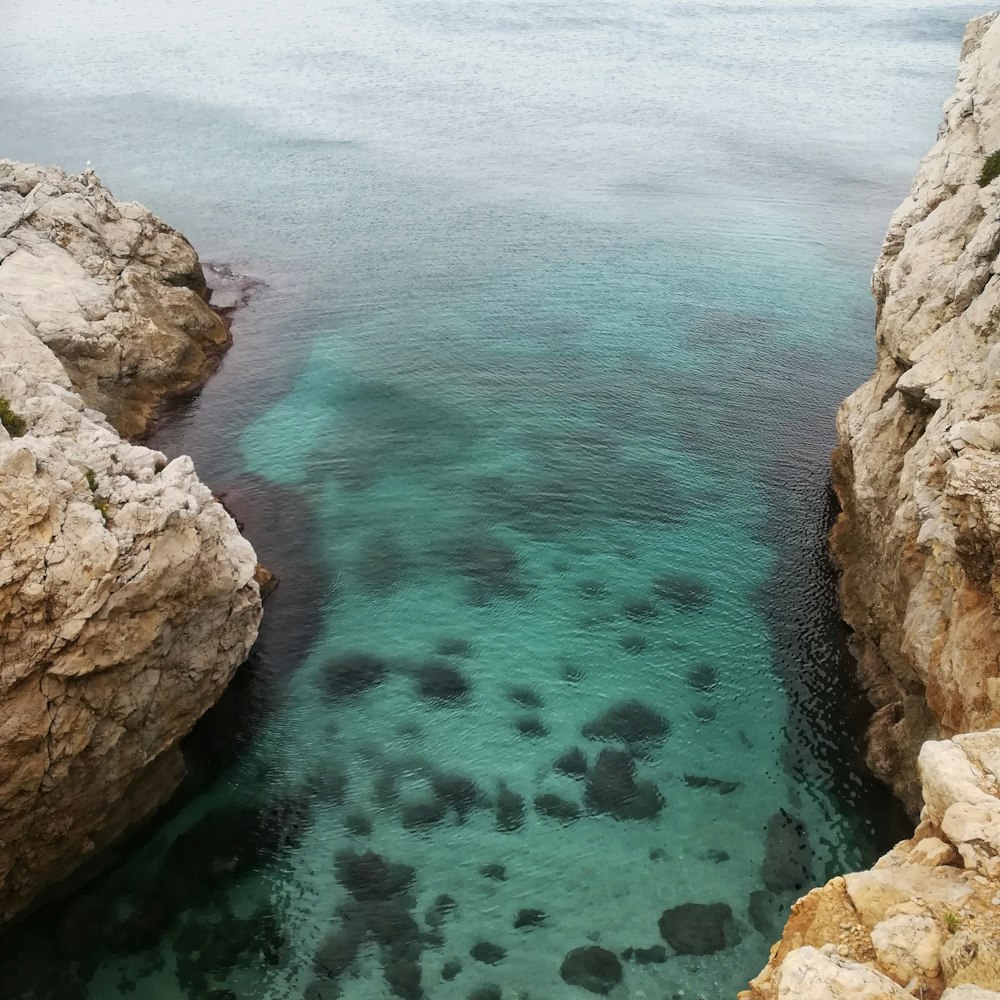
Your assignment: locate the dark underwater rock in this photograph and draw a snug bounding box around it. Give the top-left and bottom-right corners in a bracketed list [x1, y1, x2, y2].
[534, 793, 581, 823]
[514, 908, 547, 929]
[762, 809, 812, 892]
[693, 703, 717, 722]
[480, 863, 506, 881]
[626, 944, 668, 965]
[333, 851, 415, 902]
[384, 957, 422, 999]
[468, 987, 502, 1000]
[653, 573, 712, 610]
[559, 946, 623, 995]
[323, 652, 388, 699]
[515, 716, 549, 738]
[432, 772, 481, 821]
[582, 700, 670, 749]
[623, 597, 658, 621]
[508, 685, 543, 709]
[584, 749, 663, 820]
[683, 774, 740, 795]
[553, 747, 589, 779]
[561, 663, 585, 683]
[415, 660, 470, 703]
[441, 959, 463, 981]
[469, 940, 506, 965]
[687, 663, 718, 692]
[495, 782, 526, 832]
[619, 632, 648, 654]
[658, 902, 738, 955]
[344, 811, 372, 836]
[424, 893, 457, 929]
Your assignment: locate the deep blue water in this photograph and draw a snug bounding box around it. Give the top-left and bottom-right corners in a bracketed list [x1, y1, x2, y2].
[0, 2, 981, 998]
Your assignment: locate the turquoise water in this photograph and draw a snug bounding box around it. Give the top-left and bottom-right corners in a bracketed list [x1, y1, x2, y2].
[0, 2, 981, 998]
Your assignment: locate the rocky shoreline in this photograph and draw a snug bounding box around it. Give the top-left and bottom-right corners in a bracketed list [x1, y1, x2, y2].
[744, 13, 1000, 998]
[0, 160, 263, 923]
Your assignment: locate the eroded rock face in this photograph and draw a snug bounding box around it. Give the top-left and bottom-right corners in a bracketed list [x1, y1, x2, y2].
[0, 160, 262, 922]
[742, 731, 1000, 1000]
[0, 159, 230, 439]
[830, 12, 1000, 812]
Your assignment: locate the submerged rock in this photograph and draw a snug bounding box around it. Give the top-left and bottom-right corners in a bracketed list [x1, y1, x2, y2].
[508, 685, 543, 709]
[495, 782, 526, 832]
[323, 652, 388, 699]
[652, 573, 712, 610]
[553, 747, 589, 779]
[441, 959, 462, 980]
[582, 700, 670, 749]
[584, 749, 663, 820]
[658, 902, 738, 955]
[534, 793, 582, 823]
[469, 941, 506, 965]
[514, 716, 549, 738]
[480, 864, 506, 881]
[514, 908, 547, 929]
[432, 773, 481, 821]
[415, 660, 471, 703]
[333, 850, 415, 902]
[559, 946, 623, 995]
[687, 663, 719, 692]
[622, 944, 668, 964]
[467, 987, 502, 1000]
[619, 632, 648, 654]
[623, 597, 658, 621]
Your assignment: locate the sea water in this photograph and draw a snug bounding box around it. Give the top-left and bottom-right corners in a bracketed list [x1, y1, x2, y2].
[0, 2, 981, 998]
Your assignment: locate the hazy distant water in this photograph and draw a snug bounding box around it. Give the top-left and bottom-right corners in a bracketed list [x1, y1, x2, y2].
[0, 3, 981, 998]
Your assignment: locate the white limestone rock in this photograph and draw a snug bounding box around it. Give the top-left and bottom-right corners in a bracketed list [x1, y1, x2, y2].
[831, 11, 1000, 812]
[0, 162, 262, 922]
[870, 904, 942, 983]
[773, 946, 913, 1000]
[0, 159, 231, 438]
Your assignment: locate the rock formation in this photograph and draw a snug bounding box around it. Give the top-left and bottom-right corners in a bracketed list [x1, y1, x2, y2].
[831, 11, 1000, 813]
[0, 160, 262, 923]
[0, 160, 232, 439]
[742, 731, 1000, 1000]
[745, 14, 1000, 999]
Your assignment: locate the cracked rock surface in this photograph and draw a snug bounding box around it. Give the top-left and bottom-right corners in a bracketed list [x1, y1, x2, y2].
[0, 160, 262, 923]
[830, 12, 1000, 813]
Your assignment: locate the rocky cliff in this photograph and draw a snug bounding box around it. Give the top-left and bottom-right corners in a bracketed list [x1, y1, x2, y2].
[0, 160, 262, 923]
[743, 13, 1000, 999]
[832, 11, 1000, 815]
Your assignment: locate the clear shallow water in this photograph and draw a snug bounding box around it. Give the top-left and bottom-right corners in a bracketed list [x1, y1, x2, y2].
[0, 2, 980, 998]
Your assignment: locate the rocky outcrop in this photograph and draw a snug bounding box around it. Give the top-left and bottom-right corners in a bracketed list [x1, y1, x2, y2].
[0, 160, 232, 439]
[831, 11, 1000, 814]
[0, 160, 262, 923]
[742, 731, 1000, 1000]
[744, 15, 1000, 998]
